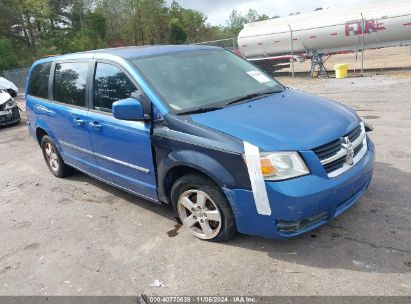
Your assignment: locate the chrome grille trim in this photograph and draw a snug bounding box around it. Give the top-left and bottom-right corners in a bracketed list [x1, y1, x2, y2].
[320, 124, 366, 165]
[327, 136, 367, 178]
[313, 122, 368, 178]
[320, 146, 347, 165]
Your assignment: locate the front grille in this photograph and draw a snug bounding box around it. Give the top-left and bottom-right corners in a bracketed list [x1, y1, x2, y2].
[313, 138, 342, 160]
[0, 114, 11, 122]
[0, 106, 19, 123]
[323, 156, 345, 173]
[346, 125, 362, 142]
[353, 142, 363, 155]
[313, 123, 367, 177]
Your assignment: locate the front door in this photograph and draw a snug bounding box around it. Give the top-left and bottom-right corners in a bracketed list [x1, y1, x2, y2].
[48, 61, 98, 174]
[88, 62, 157, 201]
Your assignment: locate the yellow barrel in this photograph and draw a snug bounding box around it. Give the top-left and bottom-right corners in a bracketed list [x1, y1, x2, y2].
[334, 63, 349, 79]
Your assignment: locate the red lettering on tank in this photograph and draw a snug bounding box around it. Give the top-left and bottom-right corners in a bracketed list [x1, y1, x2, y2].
[345, 20, 385, 36]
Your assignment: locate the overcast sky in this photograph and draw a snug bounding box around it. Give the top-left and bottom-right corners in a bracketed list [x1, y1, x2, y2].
[171, 0, 375, 26]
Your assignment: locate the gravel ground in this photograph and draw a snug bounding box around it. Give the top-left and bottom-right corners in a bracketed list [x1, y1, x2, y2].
[0, 75, 410, 296]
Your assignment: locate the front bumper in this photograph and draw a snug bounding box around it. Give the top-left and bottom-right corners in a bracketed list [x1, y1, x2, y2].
[0, 107, 20, 126]
[224, 136, 375, 239]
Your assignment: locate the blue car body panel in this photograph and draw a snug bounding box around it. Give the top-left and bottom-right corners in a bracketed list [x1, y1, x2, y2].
[87, 111, 157, 200]
[49, 105, 99, 175]
[190, 88, 360, 151]
[224, 138, 374, 239]
[26, 45, 375, 240]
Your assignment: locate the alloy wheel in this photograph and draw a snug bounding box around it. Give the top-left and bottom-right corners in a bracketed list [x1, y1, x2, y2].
[44, 142, 59, 172]
[177, 189, 222, 239]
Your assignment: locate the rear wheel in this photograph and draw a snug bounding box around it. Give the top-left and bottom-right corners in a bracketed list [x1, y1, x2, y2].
[171, 174, 237, 242]
[41, 135, 73, 178]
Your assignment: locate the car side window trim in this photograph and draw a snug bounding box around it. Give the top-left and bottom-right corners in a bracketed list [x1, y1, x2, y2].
[29, 58, 150, 113]
[48, 61, 55, 101]
[27, 62, 52, 99]
[51, 59, 93, 109]
[89, 59, 150, 115]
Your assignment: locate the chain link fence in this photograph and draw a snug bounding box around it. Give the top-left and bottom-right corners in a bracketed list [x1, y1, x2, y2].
[2, 68, 30, 91]
[2, 34, 410, 91]
[194, 37, 238, 52]
[194, 20, 411, 80]
[193, 36, 411, 79]
[269, 45, 411, 78]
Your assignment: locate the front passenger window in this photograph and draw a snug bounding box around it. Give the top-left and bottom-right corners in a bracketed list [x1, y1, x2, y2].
[94, 63, 137, 111]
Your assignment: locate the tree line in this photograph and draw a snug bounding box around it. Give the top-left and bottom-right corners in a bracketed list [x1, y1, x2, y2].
[0, 0, 271, 70]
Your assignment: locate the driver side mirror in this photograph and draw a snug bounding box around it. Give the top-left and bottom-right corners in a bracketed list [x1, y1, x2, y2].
[112, 97, 150, 121]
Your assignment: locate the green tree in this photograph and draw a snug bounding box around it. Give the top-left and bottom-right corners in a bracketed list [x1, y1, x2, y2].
[0, 0, 273, 68]
[226, 9, 246, 37]
[0, 38, 18, 70]
[169, 22, 187, 44]
[226, 9, 270, 37]
[85, 11, 107, 40]
[168, 1, 207, 43]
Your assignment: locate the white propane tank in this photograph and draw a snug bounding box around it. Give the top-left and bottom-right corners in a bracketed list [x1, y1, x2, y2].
[238, 0, 411, 59]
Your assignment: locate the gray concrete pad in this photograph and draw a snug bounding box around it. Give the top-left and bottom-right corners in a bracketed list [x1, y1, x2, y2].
[0, 75, 410, 296]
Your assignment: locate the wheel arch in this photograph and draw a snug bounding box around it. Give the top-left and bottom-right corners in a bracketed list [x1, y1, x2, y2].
[36, 127, 48, 145]
[157, 150, 237, 204]
[34, 120, 56, 146]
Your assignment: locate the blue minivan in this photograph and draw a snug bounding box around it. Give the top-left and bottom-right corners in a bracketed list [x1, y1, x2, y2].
[26, 45, 374, 241]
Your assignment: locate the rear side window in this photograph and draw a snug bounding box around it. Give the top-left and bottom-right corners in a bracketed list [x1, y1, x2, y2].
[28, 62, 51, 99]
[54, 62, 88, 107]
[94, 63, 137, 111]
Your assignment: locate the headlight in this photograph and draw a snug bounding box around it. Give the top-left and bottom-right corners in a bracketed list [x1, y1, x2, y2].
[4, 99, 16, 110]
[260, 152, 309, 181]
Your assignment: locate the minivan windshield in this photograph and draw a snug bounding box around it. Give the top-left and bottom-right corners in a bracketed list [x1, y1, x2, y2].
[132, 49, 284, 113]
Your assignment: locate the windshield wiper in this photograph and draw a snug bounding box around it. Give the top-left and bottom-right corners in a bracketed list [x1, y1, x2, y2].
[176, 106, 223, 115]
[225, 89, 283, 106]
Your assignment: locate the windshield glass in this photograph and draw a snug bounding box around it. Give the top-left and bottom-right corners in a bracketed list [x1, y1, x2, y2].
[132, 49, 283, 112]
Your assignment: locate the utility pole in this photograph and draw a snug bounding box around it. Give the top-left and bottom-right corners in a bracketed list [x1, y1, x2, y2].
[288, 24, 295, 78]
[361, 13, 365, 76]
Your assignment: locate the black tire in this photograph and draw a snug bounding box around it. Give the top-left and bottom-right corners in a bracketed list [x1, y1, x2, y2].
[14, 109, 20, 125]
[171, 173, 237, 242]
[7, 89, 17, 98]
[40, 135, 73, 178]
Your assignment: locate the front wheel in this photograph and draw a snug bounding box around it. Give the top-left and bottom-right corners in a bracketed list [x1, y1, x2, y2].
[171, 174, 237, 242]
[41, 135, 73, 178]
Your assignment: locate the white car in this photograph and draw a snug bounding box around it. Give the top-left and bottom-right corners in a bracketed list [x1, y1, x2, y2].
[0, 77, 18, 97]
[0, 90, 20, 126]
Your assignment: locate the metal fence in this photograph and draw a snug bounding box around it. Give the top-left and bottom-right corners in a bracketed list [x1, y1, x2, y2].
[193, 37, 411, 79]
[194, 37, 238, 52]
[2, 36, 410, 89]
[2, 68, 30, 91]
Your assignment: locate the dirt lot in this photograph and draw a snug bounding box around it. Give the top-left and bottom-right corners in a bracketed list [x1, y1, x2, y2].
[0, 74, 410, 296]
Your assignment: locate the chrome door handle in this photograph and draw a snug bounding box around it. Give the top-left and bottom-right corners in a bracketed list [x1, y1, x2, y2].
[73, 118, 85, 126]
[89, 121, 102, 131]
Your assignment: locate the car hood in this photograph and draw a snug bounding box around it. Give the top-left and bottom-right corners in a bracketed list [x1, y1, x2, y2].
[190, 88, 360, 151]
[0, 77, 18, 92]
